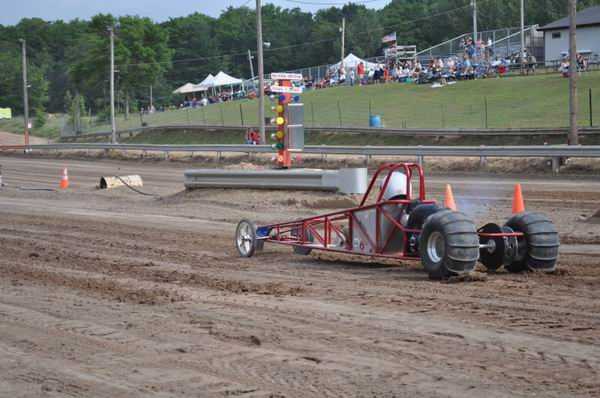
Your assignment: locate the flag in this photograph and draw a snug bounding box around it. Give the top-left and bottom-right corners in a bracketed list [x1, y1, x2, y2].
[381, 32, 397, 44]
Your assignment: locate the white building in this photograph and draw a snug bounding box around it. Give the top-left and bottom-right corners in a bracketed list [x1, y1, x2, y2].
[538, 5, 600, 65]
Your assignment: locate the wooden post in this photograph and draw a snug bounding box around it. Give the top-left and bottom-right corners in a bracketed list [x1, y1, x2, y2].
[589, 87, 593, 127]
[568, 0, 579, 145]
[484, 96, 488, 128]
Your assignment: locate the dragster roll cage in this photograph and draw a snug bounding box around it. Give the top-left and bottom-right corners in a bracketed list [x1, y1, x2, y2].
[254, 163, 523, 260]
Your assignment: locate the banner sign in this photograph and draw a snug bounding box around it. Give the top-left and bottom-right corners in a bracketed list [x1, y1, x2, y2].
[0, 108, 11, 119]
[271, 73, 303, 81]
[270, 85, 303, 94]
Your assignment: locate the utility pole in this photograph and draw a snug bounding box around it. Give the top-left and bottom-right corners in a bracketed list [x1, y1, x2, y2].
[109, 26, 117, 144]
[340, 17, 346, 65]
[520, 0, 525, 74]
[472, 0, 477, 41]
[19, 39, 29, 147]
[568, 0, 579, 145]
[247, 49, 255, 79]
[256, 0, 266, 143]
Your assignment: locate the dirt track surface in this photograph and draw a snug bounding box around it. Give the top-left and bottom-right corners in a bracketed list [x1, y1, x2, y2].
[1, 154, 600, 397]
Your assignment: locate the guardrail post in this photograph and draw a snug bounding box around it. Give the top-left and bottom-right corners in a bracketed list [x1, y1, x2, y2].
[165, 151, 170, 161]
[551, 157, 560, 174]
[484, 96, 489, 128]
[440, 104, 445, 128]
[417, 155, 424, 167]
[364, 154, 370, 166]
[590, 88, 593, 127]
[217, 151, 222, 163]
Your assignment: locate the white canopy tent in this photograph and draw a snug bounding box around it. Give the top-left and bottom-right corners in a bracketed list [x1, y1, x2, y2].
[196, 73, 215, 88]
[212, 71, 243, 87]
[172, 82, 198, 94]
[329, 53, 381, 72]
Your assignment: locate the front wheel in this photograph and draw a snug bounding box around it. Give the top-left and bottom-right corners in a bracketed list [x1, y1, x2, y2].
[419, 210, 479, 280]
[235, 219, 258, 257]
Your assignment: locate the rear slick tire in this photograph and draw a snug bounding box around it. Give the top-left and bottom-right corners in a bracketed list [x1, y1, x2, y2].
[419, 210, 479, 280]
[504, 212, 559, 273]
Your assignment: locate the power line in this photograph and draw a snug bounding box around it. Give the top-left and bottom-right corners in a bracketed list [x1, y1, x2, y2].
[118, 0, 490, 69]
[283, 0, 384, 5]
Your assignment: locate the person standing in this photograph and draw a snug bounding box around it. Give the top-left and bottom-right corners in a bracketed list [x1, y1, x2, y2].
[357, 62, 365, 85]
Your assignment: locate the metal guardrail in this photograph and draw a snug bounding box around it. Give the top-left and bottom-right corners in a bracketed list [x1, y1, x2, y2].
[61, 124, 600, 142]
[3, 143, 600, 158]
[184, 168, 368, 194]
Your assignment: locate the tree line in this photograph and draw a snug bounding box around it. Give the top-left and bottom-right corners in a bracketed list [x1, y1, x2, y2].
[0, 0, 598, 120]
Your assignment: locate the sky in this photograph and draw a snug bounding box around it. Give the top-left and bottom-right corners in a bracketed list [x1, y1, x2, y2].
[1, 0, 391, 25]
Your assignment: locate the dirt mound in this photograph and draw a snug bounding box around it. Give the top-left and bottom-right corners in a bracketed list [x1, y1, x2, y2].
[223, 162, 265, 170]
[586, 209, 600, 224]
[279, 195, 359, 209]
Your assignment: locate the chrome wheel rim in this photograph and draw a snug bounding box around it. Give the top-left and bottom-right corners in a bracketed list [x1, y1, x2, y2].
[427, 231, 445, 263]
[236, 222, 254, 255]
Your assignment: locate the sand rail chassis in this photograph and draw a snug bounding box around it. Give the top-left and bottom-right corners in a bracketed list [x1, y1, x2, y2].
[236, 163, 559, 279]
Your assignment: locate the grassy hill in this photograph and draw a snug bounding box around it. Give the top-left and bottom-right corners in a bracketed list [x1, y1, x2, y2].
[1, 71, 599, 141]
[137, 71, 600, 130]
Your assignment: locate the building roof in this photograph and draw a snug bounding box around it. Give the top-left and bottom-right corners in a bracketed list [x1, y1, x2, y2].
[538, 6, 600, 31]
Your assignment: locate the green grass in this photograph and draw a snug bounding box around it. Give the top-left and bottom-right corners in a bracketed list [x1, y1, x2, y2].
[123, 71, 600, 131]
[3, 71, 599, 142]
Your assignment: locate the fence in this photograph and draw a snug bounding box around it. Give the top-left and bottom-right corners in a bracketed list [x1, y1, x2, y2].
[416, 26, 543, 62]
[62, 83, 598, 138]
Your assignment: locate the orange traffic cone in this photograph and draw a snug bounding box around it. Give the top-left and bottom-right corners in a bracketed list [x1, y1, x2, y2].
[59, 168, 69, 190]
[512, 183, 525, 214]
[444, 184, 457, 211]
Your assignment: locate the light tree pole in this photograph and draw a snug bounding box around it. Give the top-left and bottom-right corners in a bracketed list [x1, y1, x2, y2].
[568, 0, 578, 145]
[256, 0, 265, 143]
[109, 26, 117, 144]
[247, 49, 255, 79]
[19, 39, 30, 147]
[340, 17, 346, 65]
[520, 0, 525, 74]
[471, 0, 477, 41]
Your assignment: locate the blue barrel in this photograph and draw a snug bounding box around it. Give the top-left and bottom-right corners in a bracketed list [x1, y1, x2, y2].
[369, 115, 382, 128]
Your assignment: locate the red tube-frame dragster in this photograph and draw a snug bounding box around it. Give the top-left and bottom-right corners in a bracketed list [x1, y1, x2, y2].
[236, 163, 559, 279]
